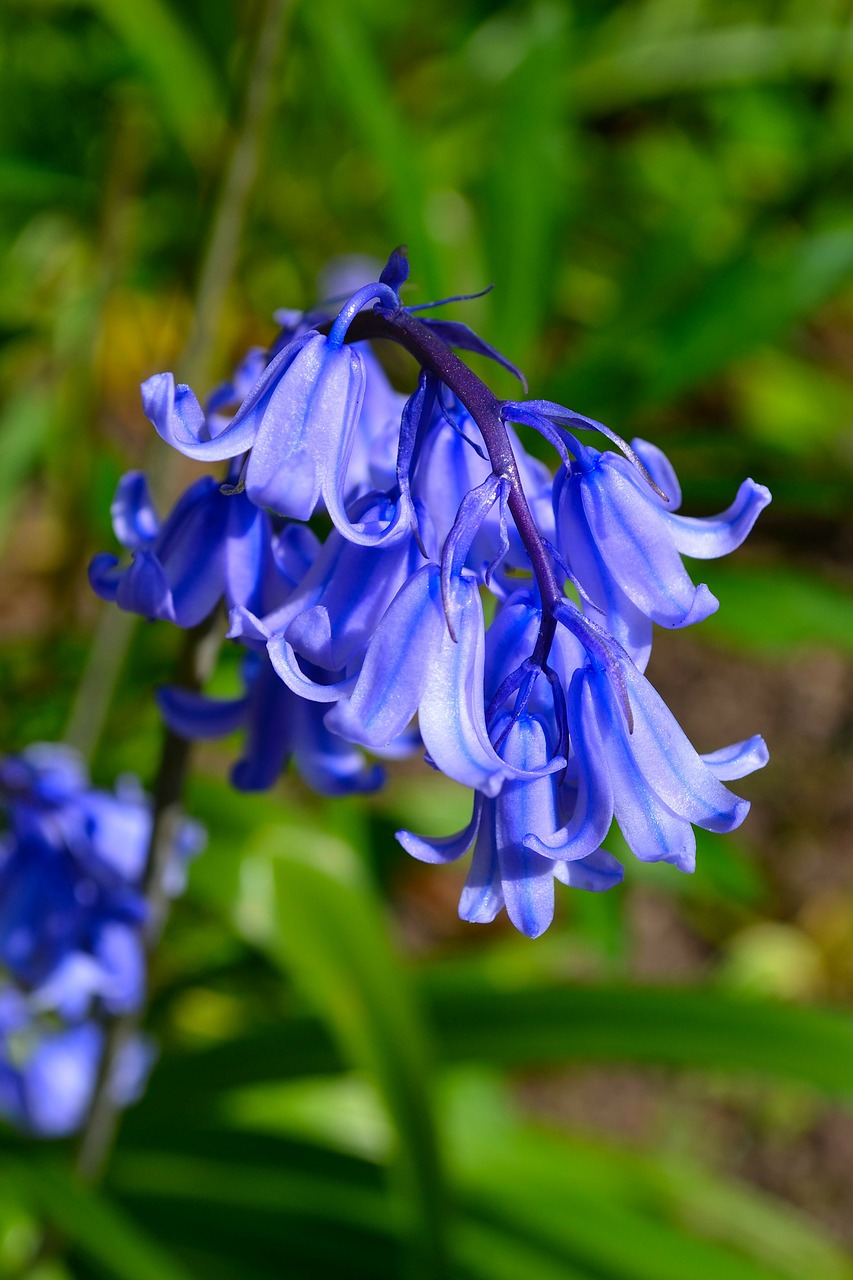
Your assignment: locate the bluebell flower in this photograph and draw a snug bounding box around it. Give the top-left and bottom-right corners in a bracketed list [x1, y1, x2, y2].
[398, 711, 623, 937]
[0, 742, 88, 807]
[0, 816, 145, 1019]
[552, 438, 771, 671]
[344, 343, 408, 498]
[0, 745, 203, 1017]
[140, 279, 413, 545]
[142, 331, 363, 518]
[204, 346, 267, 435]
[231, 492, 422, 676]
[90, 470, 290, 627]
[158, 650, 383, 797]
[321, 564, 561, 797]
[0, 989, 153, 1138]
[411, 391, 554, 580]
[522, 606, 769, 873]
[98, 246, 772, 937]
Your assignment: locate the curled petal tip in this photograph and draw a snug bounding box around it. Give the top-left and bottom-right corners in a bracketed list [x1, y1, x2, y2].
[676, 582, 719, 628]
[702, 734, 769, 781]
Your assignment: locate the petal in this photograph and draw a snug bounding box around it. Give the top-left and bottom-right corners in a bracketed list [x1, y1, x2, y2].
[555, 469, 654, 670]
[267, 636, 356, 703]
[419, 318, 527, 387]
[581, 461, 719, 628]
[228, 604, 272, 648]
[596, 678, 698, 870]
[285, 606, 335, 670]
[662, 479, 772, 560]
[458, 799, 504, 924]
[109, 1033, 156, 1108]
[88, 553, 121, 603]
[524, 669, 614, 862]
[441, 473, 506, 631]
[275, 498, 421, 671]
[325, 565, 443, 746]
[157, 685, 250, 739]
[493, 717, 558, 937]
[0, 1060, 27, 1133]
[418, 574, 519, 797]
[555, 847, 624, 891]
[618, 658, 751, 834]
[397, 803, 481, 865]
[141, 373, 257, 461]
[272, 523, 320, 589]
[627, 439, 681, 510]
[111, 471, 159, 548]
[95, 921, 146, 1015]
[499, 842, 555, 937]
[24, 1023, 101, 1137]
[115, 550, 175, 622]
[379, 246, 410, 290]
[411, 408, 492, 551]
[484, 595, 541, 701]
[701, 734, 769, 781]
[224, 493, 276, 614]
[372, 725, 422, 760]
[246, 337, 365, 519]
[231, 660, 295, 790]
[291, 703, 384, 797]
[154, 478, 229, 626]
[32, 952, 104, 1021]
[323, 480, 414, 549]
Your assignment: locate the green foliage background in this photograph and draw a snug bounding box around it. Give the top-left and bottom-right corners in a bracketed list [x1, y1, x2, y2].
[1, 0, 853, 1276]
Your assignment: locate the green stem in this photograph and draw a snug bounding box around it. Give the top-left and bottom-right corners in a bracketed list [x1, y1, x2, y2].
[74, 614, 220, 1185]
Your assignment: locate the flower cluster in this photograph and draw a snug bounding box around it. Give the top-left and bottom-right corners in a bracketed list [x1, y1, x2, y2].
[0, 744, 203, 1135]
[93, 248, 770, 937]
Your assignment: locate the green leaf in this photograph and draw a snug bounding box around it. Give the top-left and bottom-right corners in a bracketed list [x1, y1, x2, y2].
[146, 978, 853, 1109]
[266, 835, 449, 1277]
[657, 1157, 853, 1280]
[8, 1157, 194, 1280]
[424, 982, 853, 1096]
[646, 229, 853, 404]
[134, 1014, 340, 1121]
[301, 0, 442, 297]
[573, 23, 847, 115]
[461, 1182, 786, 1280]
[112, 1190, 397, 1280]
[112, 1151, 393, 1235]
[72, 0, 225, 162]
[555, 228, 853, 419]
[456, 1128, 849, 1280]
[483, 4, 573, 364]
[453, 1218, 593, 1280]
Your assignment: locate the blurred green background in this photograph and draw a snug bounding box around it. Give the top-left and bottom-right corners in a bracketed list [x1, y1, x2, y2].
[2, 0, 853, 1276]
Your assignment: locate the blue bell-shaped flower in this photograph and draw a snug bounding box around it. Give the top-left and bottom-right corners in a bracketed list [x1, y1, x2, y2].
[398, 711, 623, 937]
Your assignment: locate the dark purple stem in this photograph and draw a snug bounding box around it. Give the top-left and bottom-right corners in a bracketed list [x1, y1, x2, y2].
[345, 307, 560, 664]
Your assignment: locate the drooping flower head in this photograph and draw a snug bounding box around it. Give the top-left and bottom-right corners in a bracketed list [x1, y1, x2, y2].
[0, 744, 203, 1137]
[0, 745, 203, 1018]
[399, 710, 623, 938]
[551, 435, 771, 671]
[89, 466, 295, 628]
[90, 246, 771, 937]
